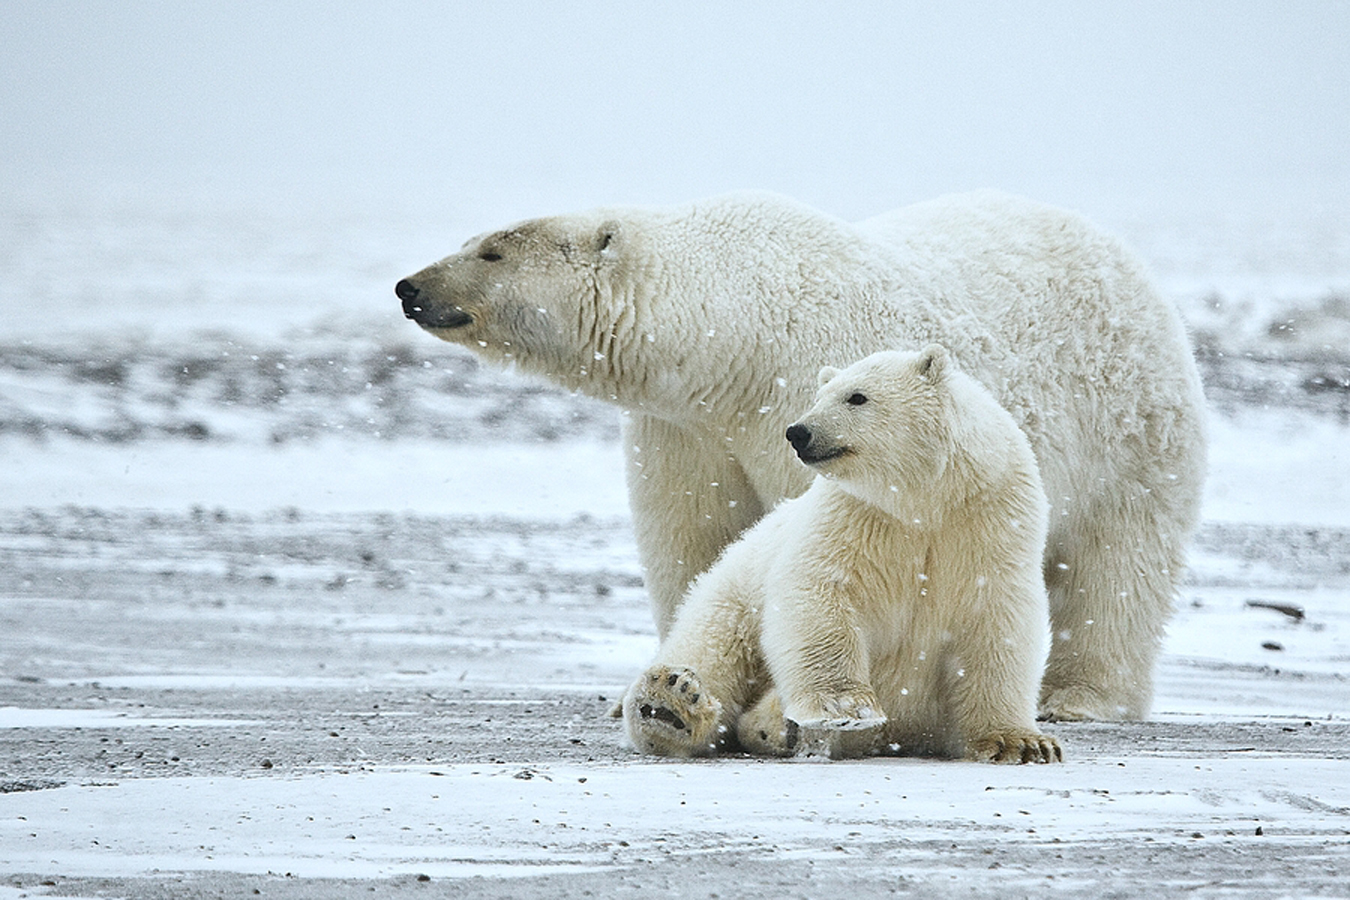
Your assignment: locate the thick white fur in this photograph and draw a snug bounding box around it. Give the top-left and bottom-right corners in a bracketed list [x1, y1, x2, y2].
[622, 347, 1060, 762]
[401, 190, 1207, 721]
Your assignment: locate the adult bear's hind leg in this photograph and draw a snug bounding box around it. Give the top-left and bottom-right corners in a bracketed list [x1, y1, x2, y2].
[1039, 503, 1191, 721]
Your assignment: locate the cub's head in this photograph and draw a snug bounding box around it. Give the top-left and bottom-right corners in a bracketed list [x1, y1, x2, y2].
[394, 213, 627, 384]
[785, 345, 955, 498]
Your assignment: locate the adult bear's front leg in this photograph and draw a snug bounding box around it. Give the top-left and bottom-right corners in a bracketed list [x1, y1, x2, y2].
[623, 414, 764, 637]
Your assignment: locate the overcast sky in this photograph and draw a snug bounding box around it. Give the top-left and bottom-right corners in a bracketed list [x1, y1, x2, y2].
[2, 1, 1347, 219]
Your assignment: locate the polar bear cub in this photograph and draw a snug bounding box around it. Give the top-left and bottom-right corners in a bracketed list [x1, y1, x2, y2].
[623, 346, 1061, 762]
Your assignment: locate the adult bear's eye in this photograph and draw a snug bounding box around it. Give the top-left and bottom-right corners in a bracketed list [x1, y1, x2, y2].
[847, 392, 868, 406]
[479, 251, 503, 262]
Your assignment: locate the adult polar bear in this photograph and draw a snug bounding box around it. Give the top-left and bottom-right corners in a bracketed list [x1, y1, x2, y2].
[396, 190, 1207, 722]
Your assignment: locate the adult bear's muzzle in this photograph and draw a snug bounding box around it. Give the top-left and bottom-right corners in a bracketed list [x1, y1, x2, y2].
[396, 278, 473, 329]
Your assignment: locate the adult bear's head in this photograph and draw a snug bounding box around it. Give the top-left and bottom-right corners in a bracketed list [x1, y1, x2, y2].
[396, 213, 634, 390]
[396, 191, 857, 411]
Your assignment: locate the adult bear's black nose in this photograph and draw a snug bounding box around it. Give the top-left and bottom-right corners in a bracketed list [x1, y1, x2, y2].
[395, 279, 421, 319]
[785, 423, 812, 453]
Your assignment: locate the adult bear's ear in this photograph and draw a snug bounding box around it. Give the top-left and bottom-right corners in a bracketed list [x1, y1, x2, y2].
[817, 365, 840, 387]
[595, 221, 622, 258]
[917, 343, 949, 383]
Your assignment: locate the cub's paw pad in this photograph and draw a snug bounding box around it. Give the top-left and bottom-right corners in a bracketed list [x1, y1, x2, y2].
[967, 730, 1063, 764]
[623, 666, 722, 757]
[791, 715, 888, 760]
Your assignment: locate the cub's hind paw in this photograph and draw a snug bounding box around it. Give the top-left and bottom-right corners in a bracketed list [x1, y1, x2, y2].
[735, 690, 797, 757]
[623, 666, 723, 757]
[966, 729, 1063, 764]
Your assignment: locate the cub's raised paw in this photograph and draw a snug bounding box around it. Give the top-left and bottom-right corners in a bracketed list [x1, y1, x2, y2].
[623, 666, 723, 757]
[792, 715, 888, 760]
[966, 729, 1063, 764]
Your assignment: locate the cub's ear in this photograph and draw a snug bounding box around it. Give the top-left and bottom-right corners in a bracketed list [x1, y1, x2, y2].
[916, 343, 950, 383]
[817, 365, 840, 387]
[596, 220, 622, 256]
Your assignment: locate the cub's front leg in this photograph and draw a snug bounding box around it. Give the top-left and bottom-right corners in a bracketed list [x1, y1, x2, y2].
[948, 595, 1064, 764]
[761, 578, 888, 759]
[734, 686, 887, 759]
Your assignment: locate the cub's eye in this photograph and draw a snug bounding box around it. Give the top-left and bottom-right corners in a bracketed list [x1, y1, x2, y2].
[479, 251, 503, 262]
[846, 392, 868, 406]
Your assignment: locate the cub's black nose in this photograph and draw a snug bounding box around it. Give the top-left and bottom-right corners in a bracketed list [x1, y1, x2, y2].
[785, 423, 812, 452]
[396, 279, 421, 319]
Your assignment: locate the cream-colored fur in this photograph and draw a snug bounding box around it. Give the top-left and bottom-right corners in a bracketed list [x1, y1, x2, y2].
[398, 190, 1207, 721]
[622, 348, 1060, 762]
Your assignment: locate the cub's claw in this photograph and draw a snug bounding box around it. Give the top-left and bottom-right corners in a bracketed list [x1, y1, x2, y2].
[967, 730, 1063, 764]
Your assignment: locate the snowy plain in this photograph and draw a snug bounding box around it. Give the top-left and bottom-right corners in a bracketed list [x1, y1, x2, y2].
[3, 3, 1350, 896]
